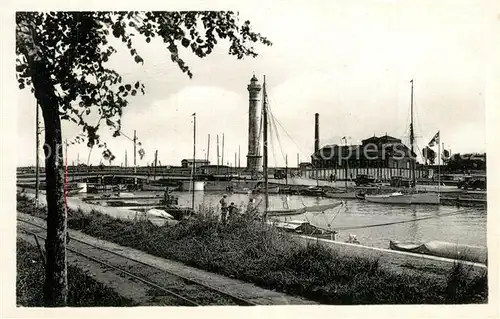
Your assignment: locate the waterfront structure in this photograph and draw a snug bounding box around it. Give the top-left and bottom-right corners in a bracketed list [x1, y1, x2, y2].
[299, 162, 313, 170]
[246, 75, 263, 175]
[181, 159, 210, 168]
[311, 134, 415, 169]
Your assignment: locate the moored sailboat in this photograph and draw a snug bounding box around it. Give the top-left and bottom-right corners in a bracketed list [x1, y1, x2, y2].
[364, 80, 440, 205]
[258, 75, 344, 219]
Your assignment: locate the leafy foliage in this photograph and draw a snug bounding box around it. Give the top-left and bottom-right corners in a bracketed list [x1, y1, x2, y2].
[16, 11, 271, 160]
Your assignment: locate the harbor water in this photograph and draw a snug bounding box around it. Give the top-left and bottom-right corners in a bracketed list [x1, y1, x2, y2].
[79, 190, 487, 250]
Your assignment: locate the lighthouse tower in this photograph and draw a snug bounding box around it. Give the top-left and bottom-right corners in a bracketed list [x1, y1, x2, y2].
[246, 75, 263, 175]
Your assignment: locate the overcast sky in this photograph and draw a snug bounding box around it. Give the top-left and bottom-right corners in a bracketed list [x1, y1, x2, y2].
[17, 0, 489, 167]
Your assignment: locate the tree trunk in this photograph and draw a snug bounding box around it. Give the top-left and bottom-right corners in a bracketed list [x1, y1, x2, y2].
[29, 57, 68, 306]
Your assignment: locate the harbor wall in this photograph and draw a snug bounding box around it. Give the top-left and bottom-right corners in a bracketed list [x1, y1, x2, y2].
[19, 191, 177, 226]
[295, 235, 487, 274]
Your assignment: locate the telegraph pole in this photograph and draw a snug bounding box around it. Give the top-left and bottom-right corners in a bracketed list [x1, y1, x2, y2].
[133, 130, 137, 187]
[35, 102, 40, 203]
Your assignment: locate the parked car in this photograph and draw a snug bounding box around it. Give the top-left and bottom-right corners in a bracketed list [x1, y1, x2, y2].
[354, 174, 375, 186]
[457, 176, 486, 190]
[274, 169, 286, 179]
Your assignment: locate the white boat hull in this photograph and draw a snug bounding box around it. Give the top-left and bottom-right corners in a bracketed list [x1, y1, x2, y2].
[365, 192, 440, 205]
[324, 191, 357, 199]
[180, 181, 205, 191]
[415, 184, 458, 193]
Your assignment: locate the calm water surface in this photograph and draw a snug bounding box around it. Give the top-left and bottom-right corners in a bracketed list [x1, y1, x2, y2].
[102, 190, 487, 249]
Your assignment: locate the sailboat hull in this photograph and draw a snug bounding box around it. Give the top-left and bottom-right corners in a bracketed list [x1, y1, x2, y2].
[365, 192, 440, 205]
[267, 202, 343, 216]
[324, 190, 358, 199]
[180, 181, 205, 191]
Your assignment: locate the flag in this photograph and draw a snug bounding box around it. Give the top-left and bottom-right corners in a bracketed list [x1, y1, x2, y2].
[443, 149, 450, 158]
[138, 148, 145, 160]
[441, 149, 451, 162]
[422, 146, 436, 164]
[428, 131, 440, 147]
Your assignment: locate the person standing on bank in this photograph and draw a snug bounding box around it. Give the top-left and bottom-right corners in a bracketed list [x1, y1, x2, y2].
[228, 202, 238, 222]
[220, 194, 228, 224]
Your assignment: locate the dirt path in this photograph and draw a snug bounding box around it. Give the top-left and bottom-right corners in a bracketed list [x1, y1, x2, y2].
[17, 212, 317, 306]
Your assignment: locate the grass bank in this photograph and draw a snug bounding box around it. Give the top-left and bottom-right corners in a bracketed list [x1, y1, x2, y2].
[17, 194, 487, 304]
[16, 239, 137, 306]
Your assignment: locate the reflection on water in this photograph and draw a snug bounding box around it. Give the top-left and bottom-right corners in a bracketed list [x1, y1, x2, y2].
[82, 190, 487, 250]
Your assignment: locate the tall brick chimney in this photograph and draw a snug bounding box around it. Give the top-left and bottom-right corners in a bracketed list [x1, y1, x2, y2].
[314, 113, 320, 153]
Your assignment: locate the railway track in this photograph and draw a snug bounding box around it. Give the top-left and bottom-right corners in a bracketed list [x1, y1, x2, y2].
[17, 218, 257, 306]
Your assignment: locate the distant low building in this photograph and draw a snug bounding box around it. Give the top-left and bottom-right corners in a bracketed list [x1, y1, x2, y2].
[311, 134, 416, 169]
[198, 165, 234, 175]
[181, 159, 210, 168]
[299, 162, 313, 170]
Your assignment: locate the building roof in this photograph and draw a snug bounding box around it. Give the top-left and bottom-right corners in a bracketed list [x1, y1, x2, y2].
[312, 144, 361, 158]
[311, 135, 416, 159]
[361, 134, 402, 145]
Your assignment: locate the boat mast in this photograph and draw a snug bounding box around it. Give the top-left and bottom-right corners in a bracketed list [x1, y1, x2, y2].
[438, 138, 441, 200]
[410, 79, 416, 188]
[285, 154, 288, 186]
[263, 75, 269, 217]
[216, 134, 219, 174]
[207, 134, 210, 162]
[192, 113, 196, 211]
[222, 133, 225, 174]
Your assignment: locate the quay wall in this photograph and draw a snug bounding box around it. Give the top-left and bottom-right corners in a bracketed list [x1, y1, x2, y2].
[295, 235, 487, 275]
[19, 191, 177, 226]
